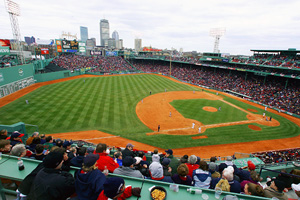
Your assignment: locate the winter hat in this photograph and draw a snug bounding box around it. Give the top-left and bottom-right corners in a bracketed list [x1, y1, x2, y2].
[152, 154, 160, 162]
[274, 179, 285, 192]
[162, 158, 171, 166]
[223, 166, 234, 181]
[122, 156, 136, 167]
[83, 154, 99, 167]
[103, 177, 125, 198]
[43, 151, 64, 168]
[149, 162, 163, 178]
[247, 160, 256, 170]
[188, 155, 197, 164]
[209, 162, 217, 171]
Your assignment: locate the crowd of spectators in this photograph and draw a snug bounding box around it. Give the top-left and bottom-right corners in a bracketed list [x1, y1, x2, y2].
[3, 131, 300, 200]
[253, 148, 300, 164]
[132, 60, 300, 115]
[231, 54, 300, 69]
[51, 54, 134, 72]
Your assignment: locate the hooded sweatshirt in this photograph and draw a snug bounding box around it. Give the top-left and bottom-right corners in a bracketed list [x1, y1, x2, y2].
[75, 169, 106, 200]
[193, 169, 211, 188]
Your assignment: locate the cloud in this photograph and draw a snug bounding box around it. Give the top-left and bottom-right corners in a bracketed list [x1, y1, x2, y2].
[0, 0, 299, 55]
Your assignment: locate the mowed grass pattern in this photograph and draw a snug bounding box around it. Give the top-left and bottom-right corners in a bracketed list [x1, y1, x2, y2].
[0, 74, 197, 135]
[170, 99, 248, 125]
[0, 74, 299, 149]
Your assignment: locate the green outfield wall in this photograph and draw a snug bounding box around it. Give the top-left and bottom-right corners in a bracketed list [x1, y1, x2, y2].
[0, 64, 35, 98]
[33, 70, 82, 82]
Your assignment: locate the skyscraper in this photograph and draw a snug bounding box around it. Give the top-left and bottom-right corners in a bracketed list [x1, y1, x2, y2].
[80, 26, 88, 43]
[135, 39, 142, 51]
[112, 31, 119, 41]
[100, 19, 110, 47]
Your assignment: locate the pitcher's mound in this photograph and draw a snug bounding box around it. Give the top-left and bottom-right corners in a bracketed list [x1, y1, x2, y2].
[203, 106, 217, 112]
[248, 125, 262, 131]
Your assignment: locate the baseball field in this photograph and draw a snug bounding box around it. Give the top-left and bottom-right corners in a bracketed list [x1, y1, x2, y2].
[0, 74, 300, 157]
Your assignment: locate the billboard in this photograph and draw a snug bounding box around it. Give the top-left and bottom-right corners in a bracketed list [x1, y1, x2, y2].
[79, 42, 86, 53]
[0, 46, 10, 55]
[91, 51, 102, 55]
[105, 51, 117, 56]
[57, 39, 79, 52]
[41, 48, 49, 54]
[0, 39, 11, 49]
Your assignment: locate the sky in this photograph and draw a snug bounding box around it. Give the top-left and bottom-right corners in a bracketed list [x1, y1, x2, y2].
[1, 0, 300, 55]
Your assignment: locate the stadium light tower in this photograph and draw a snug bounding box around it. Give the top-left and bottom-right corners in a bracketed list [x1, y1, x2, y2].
[209, 28, 226, 53]
[4, 0, 25, 64]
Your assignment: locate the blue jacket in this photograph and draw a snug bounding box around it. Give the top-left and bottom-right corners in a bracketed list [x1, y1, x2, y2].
[75, 169, 106, 200]
[70, 156, 84, 168]
[193, 169, 211, 188]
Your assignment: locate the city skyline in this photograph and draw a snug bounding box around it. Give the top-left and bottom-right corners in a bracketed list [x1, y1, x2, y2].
[1, 0, 300, 55]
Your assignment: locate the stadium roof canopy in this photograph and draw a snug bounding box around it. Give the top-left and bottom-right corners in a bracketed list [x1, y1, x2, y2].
[250, 48, 300, 56]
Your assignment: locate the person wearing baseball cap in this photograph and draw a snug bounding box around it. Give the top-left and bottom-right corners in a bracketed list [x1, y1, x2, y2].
[98, 177, 141, 200]
[264, 179, 288, 200]
[28, 151, 75, 200]
[164, 149, 179, 175]
[9, 131, 25, 147]
[121, 143, 136, 159]
[113, 156, 143, 178]
[75, 154, 106, 200]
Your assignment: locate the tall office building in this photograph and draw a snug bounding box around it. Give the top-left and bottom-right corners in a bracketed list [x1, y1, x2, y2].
[135, 39, 142, 51]
[80, 26, 88, 43]
[112, 31, 119, 41]
[100, 19, 110, 47]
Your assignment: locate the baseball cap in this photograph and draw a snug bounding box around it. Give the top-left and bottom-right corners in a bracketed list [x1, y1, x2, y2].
[63, 140, 73, 148]
[165, 149, 173, 155]
[83, 154, 99, 167]
[126, 143, 134, 148]
[103, 177, 125, 198]
[11, 131, 24, 139]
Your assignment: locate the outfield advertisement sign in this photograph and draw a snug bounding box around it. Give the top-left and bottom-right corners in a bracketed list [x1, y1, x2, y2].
[0, 46, 10, 55]
[79, 42, 86, 53]
[106, 51, 117, 56]
[91, 51, 102, 55]
[0, 76, 35, 98]
[55, 39, 78, 53]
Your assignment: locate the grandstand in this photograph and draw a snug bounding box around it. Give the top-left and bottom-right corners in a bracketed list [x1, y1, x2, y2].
[1, 49, 300, 199]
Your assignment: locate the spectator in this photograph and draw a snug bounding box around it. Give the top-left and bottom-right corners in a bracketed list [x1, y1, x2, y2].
[113, 151, 123, 167]
[0, 129, 8, 140]
[240, 170, 261, 191]
[113, 156, 143, 178]
[211, 166, 241, 193]
[0, 139, 12, 154]
[11, 143, 31, 157]
[70, 147, 87, 167]
[75, 154, 106, 200]
[164, 149, 180, 175]
[95, 143, 119, 173]
[171, 164, 193, 186]
[9, 131, 24, 147]
[28, 137, 41, 152]
[63, 140, 74, 159]
[33, 144, 47, 161]
[234, 160, 254, 182]
[27, 151, 75, 200]
[162, 158, 172, 176]
[244, 182, 265, 197]
[98, 177, 141, 200]
[193, 160, 211, 189]
[44, 136, 54, 151]
[40, 134, 46, 144]
[121, 143, 135, 158]
[180, 155, 189, 164]
[209, 162, 221, 178]
[185, 155, 199, 179]
[264, 179, 288, 200]
[87, 146, 95, 154]
[26, 132, 39, 146]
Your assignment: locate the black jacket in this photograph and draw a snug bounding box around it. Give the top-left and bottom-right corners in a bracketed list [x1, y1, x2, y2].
[27, 168, 75, 200]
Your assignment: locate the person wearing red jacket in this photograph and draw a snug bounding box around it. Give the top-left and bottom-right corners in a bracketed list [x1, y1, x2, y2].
[98, 177, 141, 200]
[95, 143, 119, 173]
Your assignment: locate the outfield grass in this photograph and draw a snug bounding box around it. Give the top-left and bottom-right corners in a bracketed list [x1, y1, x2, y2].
[170, 99, 248, 125]
[0, 74, 299, 149]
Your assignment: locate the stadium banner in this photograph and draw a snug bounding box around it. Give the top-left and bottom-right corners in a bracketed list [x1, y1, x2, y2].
[41, 48, 49, 54]
[0, 39, 11, 49]
[0, 76, 35, 98]
[91, 51, 102, 55]
[106, 51, 118, 56]
[79, 42, 86, 53]
[0, 46, 10, 55]
[55, 39, 62, 52]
